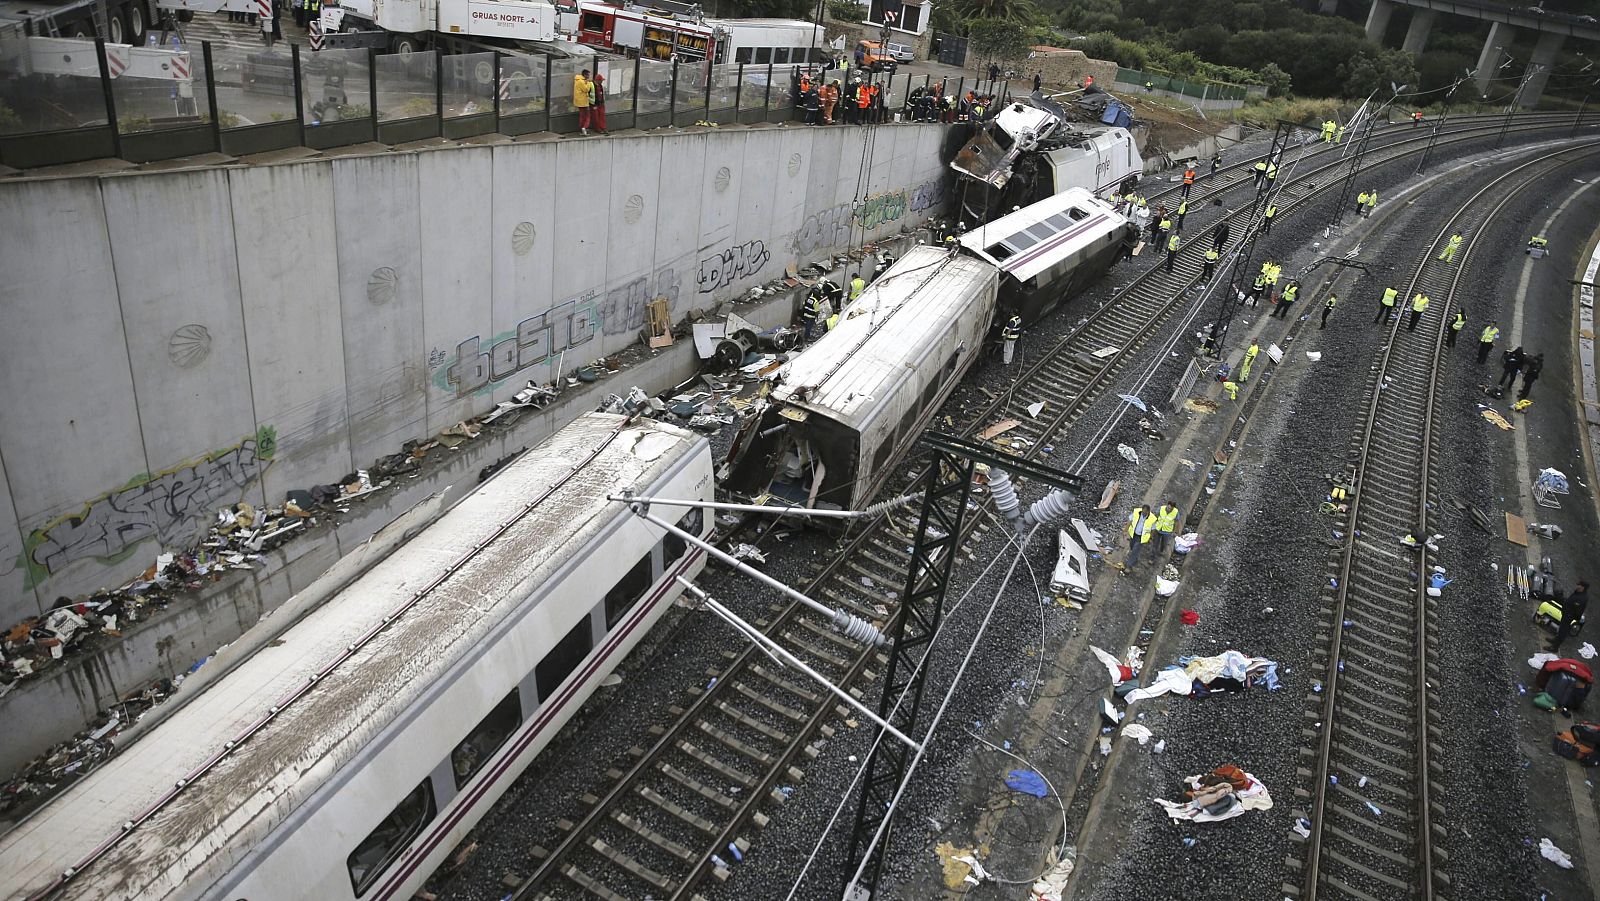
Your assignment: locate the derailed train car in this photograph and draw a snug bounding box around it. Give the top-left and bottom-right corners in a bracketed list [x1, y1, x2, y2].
[959, 186, 1137, 324]
[723, 246, 999, 512]
[951, 100, 1141, 223]
[1, 413, 712, 901]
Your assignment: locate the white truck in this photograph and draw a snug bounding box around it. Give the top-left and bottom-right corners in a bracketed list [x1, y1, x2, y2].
[0, 0, 161, 43]
[319, 0, 560, 53]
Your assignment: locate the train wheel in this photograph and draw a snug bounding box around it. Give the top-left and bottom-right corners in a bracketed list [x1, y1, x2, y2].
[107, 11, 124, 44]
[391, 33, 424, 54]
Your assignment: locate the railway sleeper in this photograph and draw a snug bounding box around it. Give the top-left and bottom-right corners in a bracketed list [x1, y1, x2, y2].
[560, 863, 632, 901]
[638, 784, 718, 834]
[696, 719, 775, 766]
[732, 680, 807, 722]
[675, 738, 757, 787]
[1323, 871, 1402, 901]
[586, 837, 675, 892]
[779, 632, 850, 670]
[1329, 738, 1412, 780]
[612, 810, 696, 862]
[798, 614, 869, 652]
[714, 699, 792, 743]
[1321, 847, 1412, 891]
[749, 663, 824, 705]
[659, 761, 739, 810]
[820, 585, 889, 621]
[1323, 820, 1414, 867]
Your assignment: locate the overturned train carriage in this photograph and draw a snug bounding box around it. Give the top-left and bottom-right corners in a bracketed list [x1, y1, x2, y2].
[960, 187, 1136, 325]
[1, 413, 711, 901]
[723, 245, 999, 512]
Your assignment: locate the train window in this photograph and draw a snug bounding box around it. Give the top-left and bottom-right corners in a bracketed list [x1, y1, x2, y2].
[985, 242, 1015, 261]
[755, 47, 771, 64]
[736, 47, 752, 63]
[347, 779, 436, 897]
[581, 11, 606, 31]
[451, 689, 522, 789]
[663, 508, 704, 564]
[774, 47, 790, 63]
[604, 555, 653, 629]
[536, 617, 595, 700]
[871, 435, 896, 473]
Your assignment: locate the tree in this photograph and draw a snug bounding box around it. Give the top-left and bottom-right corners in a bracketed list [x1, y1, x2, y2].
[969, 17, 1035, 65]
[949, 0, 1038, 24]
[1339, 46, 1418, 99]
[1258, 61, 1291, 97]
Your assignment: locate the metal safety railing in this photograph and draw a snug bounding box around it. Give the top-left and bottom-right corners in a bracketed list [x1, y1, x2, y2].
[0, 31, 963, 169]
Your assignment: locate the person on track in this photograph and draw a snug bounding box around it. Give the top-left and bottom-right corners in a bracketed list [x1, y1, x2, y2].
[1154, 501, 1180, 556]
[1202, 246, 1219, 281]
[1166, 232, 1181, 272]
[1447, 310, 1466, 347]
[1122, 505, 1158, 571]
[1321, 292, 1337, 329]
[1001, 315, 1021, 365]
[1438, 233, 1463, 264]
[1477, 321, 1500, 364]
[1374, 286, 1398, 324]
[1408, 292, 1429, 331]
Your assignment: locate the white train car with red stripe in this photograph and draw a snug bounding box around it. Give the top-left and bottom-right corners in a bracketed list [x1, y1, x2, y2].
[1, 412, 712, 901]
[959, 186, 1136, 325]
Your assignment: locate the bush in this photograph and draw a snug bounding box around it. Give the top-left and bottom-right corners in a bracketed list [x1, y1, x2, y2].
[825, 0, 861, 22]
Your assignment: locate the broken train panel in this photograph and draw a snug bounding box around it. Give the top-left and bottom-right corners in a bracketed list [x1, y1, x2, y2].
[723, 245, 999, 513]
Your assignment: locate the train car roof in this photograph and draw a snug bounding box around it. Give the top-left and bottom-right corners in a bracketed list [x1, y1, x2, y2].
[774, 245, 998, 430]
[0, 413, 702, 901]
[958, 187, 1127, 285]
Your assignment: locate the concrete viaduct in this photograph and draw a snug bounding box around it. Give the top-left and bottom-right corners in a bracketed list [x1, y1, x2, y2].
[1361, 0, 1599, 106]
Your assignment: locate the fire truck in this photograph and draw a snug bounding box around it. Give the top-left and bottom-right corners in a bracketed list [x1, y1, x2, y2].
[567, 0, 822, 65]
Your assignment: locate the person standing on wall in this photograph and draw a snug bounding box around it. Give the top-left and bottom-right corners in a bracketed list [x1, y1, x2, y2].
[590, 68, 607, 134]
[574, 69, 593, 135]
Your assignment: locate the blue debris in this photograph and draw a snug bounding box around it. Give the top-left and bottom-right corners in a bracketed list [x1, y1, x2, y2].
[1005, 770, 1050, 798]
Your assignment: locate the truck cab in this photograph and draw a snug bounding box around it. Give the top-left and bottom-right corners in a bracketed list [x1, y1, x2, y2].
[853, 38, 895, 74]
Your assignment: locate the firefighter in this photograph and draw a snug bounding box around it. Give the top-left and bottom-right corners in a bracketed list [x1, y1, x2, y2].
[1321, 119, 1336, 142]
[849, 272, 866, 301]
[798, 289, 825, 341]
[1374, 286, 1398, 324]
[1210, 150, 1222, 177]
[1001, 314, 1022, 365]
[816, 277, 844, 314]
[1181, 164, 1196, 199]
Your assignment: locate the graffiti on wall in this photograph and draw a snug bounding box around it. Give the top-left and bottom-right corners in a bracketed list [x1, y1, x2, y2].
[23, 426, 277, 582]
[793, 177, 946, 256]
[795, 203, 854, 256]
[696, 240, 770, 294]
[855, 190, 909, 230]
[440, 297, 599, 398]
[910, 177, 947, 212]
[599, 268, 682, 334]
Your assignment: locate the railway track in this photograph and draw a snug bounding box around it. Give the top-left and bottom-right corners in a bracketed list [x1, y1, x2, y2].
[506, 113, 1594, 901]
[1291, 142, 1600, 901]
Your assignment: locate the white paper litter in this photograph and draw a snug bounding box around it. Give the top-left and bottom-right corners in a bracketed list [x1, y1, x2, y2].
[1117, 443, 1139, 464]
[953, 853, 990, 885]
[1155, 578, 1180, 597]
[1122, 723, 1154, 745]
[1540, 837, 1574, 869]
[1579, 643, 1597, 660]
[1030, 856, 1074, 901]
[1528, 651, 1560, 669]
[1305, 351, 1322, 361]
[1027, 401, 1047, 418]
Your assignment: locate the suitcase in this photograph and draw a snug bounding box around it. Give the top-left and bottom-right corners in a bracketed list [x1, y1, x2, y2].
[1553, 730, 1600, 766]
[1546, 671, 1592, 710]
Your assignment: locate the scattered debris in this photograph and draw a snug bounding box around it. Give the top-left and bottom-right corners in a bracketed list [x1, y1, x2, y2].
[1030, 853, 1075, 901]
[1540, 837, 1575, 869]
[1027, 401, 1048, 418]
[1005, 769, 1050, 798]
[1122, 723, 1154, 745]
[1153, 765, 1272, 823]
[1125, 650, 1280, 702]
[1095, 480, 1121, 511]
[1051, 530, 1091, 599]
[1116, 444, 1139, 465]
[1481, 408, 1516, 430]
[1179, 609, 1200, 626]
[979, 419, 1022, 441]
[728, 544, 768, 564]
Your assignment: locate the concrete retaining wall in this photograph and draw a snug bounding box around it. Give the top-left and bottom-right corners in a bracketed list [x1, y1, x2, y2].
[0, 122, 955, 770]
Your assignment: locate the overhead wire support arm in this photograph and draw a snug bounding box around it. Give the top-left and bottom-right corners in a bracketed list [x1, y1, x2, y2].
[617, 498, 889, 647]
[675, 578, 921, 752]
[917, 431, 1086, 494]
[605, 493, 921, 520]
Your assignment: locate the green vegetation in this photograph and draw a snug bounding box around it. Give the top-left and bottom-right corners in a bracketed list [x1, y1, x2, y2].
[969, 19, 1035, 69]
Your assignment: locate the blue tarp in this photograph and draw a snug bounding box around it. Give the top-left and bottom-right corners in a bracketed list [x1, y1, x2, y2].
[1100, 100, 1132, 129]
